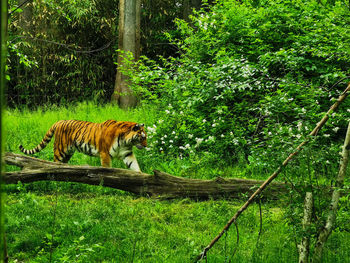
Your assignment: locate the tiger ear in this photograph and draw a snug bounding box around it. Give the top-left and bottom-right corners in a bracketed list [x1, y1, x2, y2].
[133, 124, 140, 131]
[133, 123, 144, 131]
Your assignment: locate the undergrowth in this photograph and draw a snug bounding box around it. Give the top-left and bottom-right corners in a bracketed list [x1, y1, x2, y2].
[4, 103, 350, 262]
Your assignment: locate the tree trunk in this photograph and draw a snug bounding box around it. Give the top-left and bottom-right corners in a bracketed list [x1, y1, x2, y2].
[183, 0, 202, 22]
[313, 121, 350, 262]
[183, 0, 191, 22]
[1, 0, 8, 261]
[4, 152, 288, 200]
[298, 192, 313, 263]
[112, 0, 140, 108]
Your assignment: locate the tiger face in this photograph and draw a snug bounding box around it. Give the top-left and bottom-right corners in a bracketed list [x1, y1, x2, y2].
[130, 123, 147, 149]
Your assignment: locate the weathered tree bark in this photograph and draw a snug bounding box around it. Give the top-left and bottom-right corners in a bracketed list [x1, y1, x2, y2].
[183, 0, 202, 23]
[4, 152, 288, 200]
[298, 192, 313, 263]
[111, 0, 125, 105]
[313, 121, 350, 263]
[111, 0, 141, 108]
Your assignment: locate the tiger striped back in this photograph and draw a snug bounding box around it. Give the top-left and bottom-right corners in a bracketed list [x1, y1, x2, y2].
[19, 120, 147, 171]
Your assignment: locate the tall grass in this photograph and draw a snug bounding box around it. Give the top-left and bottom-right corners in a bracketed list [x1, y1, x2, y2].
[5, 102, 250, 180]
[4, 103, 350, 262]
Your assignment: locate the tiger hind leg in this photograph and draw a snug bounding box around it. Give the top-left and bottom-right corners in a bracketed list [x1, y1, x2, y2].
[54, 145, 74, 164]
[54, 152, 73, 163]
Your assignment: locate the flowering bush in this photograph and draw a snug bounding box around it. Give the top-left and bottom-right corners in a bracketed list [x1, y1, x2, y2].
[127, 0, 350, 167]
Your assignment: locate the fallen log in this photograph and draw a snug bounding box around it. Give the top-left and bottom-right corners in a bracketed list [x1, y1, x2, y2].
[4, 152, 287, 199]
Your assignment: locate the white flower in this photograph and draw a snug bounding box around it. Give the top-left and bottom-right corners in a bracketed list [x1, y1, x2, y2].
[185, 144, 190, 149]
[297, 122, 302, 131]
[172, 131, 176, 135]
[188, 134, 193, 139]
[169, 140, 173, 143]
[333, 127, 340, 132]
[147, 127, 156, 133]
[160, 147, 163, 151]
[221, 134, 225, 138]
[165, 110, 170, 114]
[212, 123, 216, 127]
[203, 119, 207, 123]
[179, 146, 186, 150]
[158, 119, 164, 124]
[195, 138, 203, 144]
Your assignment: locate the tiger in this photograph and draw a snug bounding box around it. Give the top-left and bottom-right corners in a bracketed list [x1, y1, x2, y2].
[19, 120, 147, 172]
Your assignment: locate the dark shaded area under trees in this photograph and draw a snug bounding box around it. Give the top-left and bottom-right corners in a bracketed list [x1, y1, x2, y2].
[6, 0, 205, 108]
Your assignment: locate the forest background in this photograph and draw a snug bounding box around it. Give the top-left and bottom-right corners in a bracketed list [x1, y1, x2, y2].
[3, 0, 350, 262]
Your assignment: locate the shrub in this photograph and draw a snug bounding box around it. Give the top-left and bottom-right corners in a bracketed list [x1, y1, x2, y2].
[127, 0, 350, 167]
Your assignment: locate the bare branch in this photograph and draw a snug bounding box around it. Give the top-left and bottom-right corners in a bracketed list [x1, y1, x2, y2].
[298, 192, 313, 263]
[194, 83, 350, 262]
[313, 121, 350, 262]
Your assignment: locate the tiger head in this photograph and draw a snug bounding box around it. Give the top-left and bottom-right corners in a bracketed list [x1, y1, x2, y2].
[130, 123, 147, 149]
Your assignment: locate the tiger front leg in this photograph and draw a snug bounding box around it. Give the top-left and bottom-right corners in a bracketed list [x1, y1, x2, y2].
[123, 152, 141, 172]
[100, 152, 112, 167]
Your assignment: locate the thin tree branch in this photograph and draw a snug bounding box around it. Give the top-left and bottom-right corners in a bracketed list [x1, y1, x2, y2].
[298, 192, 313, 263]
[313, 121, 350, 262]
[194, 83, 350, 262]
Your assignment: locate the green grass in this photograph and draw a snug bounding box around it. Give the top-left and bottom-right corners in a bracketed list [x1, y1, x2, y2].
[4, 103, 350, 262]
[6, 190, 296, 263]
[5, 102, 157, 169]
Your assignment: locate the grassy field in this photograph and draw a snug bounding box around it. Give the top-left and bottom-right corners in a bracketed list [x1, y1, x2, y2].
[4, 103, 350, 262]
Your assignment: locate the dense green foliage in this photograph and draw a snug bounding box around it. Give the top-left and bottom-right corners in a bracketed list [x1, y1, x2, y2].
[5, 0, 350, 262]
[6, 0, 201, 107]
[7, 0, 118, 106]
[128, 0, 350, 168]
[5, 104, 350, 262]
